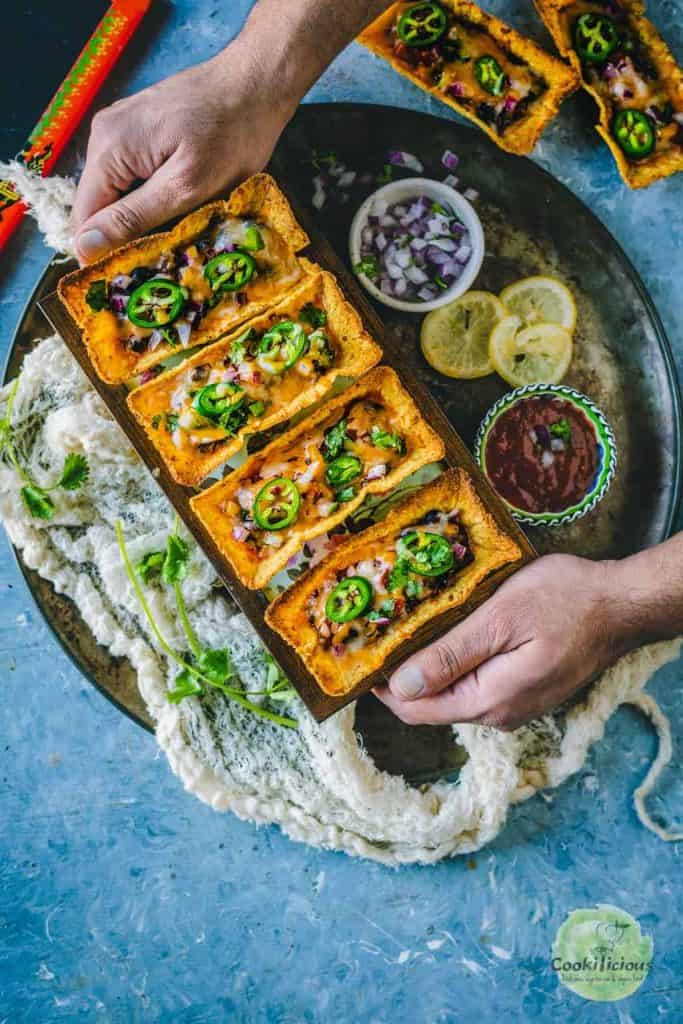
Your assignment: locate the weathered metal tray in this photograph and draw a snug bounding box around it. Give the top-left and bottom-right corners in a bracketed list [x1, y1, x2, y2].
[5, 105, 681, 773]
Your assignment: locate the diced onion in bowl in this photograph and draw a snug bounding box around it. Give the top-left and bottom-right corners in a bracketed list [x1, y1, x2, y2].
[354, 192, 474, 303]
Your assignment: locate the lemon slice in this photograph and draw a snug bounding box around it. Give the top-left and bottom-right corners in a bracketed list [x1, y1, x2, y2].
[499, 275, 577, 333]
[489, 317, 573, 386]
[420, 291, 505, 379]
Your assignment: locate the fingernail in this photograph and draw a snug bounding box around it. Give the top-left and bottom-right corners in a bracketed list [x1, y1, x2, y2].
[76, 228, 110, 263]
[393, 664, 424, 700]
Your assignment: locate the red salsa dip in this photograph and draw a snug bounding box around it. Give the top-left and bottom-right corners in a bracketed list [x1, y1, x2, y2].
[483, 395, 600, 514]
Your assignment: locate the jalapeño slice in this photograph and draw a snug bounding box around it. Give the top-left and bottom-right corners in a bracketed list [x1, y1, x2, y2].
[253, 477, 301, 531]
[396, 530, 454, 577]
[325, 455, 362, 490]
[193, 381, 245, 420]
[573, 13, 619, 63]
[204, 250, 256, 293]
[397, 2, 448, 46]
[243, 225, 265, 251]
[613, 109, 656, 159]
[325, 576, 373, 623]
[257, 320, 307, 374]
[474, 55, 507, 97]
[127, 279, 185, 328]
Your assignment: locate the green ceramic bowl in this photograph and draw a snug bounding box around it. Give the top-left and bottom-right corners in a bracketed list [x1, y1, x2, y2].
[475, 384, 617, 527]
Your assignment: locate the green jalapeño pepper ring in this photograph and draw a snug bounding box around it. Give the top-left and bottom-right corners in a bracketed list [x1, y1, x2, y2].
[396, 530, 454, 576]
[613, 109, 656, 159]
[397, 2, 448, 46]
[325, 576, 373, 623]
[204, 250, 256, 293]
[573, 13, 619, 63]
[127, 279, 185, 328]
[253, 477, 301, 531]
[257, 321, 307, 374]
[325, 454, 362, 490]
[474, 55, 507, 97]
[193, 381, 245, 421]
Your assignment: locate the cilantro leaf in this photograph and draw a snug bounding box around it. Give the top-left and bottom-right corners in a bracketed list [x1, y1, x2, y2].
[162, 533, 190, 584]
[335, 485, 356, 503]
[370, 426, 406, 455]
[299, 303, 328, 328]
[21, 485, 55, 520]
[197, 648, 234, 686]
[321, 418, 348, 461]
[354, 256, 379, 280]
[550, 418, 571, 443]
[136, 550, 165, 585]
[85, 279, 108, 312]
[56, 452, 89, 491]
[167, 668, 203, 704]
[388, 559, 410, 592]
[165, 412, 179, 434]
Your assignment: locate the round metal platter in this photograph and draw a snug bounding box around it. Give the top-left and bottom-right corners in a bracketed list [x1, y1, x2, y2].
[4, 104, 681, 781]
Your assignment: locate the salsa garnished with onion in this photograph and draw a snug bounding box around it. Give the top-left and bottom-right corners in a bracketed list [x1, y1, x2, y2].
[306, 507, 471, 655]
[482, 395, 601, 515]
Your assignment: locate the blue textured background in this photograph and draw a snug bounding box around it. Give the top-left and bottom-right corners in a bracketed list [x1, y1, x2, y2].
[1, 1, 682, 1019]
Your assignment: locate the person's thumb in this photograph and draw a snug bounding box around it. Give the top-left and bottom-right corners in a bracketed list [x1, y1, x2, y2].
[389, 599, 505, 701]
[74, 159, 196, 263]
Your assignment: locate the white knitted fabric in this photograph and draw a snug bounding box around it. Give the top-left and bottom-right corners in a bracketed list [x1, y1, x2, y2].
[0, 167, 679, 864]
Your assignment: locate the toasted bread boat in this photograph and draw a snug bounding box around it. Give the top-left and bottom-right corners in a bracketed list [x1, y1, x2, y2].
[190, 366, 445, 588]
[358, 0, 579, 155]
[58, 174, 309, 383]
[127, 266, 382, 486]
[535, 0, 683, 187]
[266, 467, 522, 696]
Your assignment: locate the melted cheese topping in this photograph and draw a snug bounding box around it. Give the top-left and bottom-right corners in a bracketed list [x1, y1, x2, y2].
[389, 13, 543, 133]
[104, 216, 301, 353]
[565, 1, 682, 157]
[307, 508, 471, 654]
[166, 314, 336, 453]
[220, 399, 408, 555]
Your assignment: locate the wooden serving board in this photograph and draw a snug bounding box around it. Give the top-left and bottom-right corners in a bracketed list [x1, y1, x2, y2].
[39, 177, 535, 722]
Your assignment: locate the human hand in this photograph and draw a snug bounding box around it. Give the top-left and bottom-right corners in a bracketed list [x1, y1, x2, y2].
[71, 41, 294, 264]
[374, 554, 638, 731]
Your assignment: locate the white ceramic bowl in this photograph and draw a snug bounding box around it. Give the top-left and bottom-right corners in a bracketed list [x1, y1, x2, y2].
[348, 177, 485, 314]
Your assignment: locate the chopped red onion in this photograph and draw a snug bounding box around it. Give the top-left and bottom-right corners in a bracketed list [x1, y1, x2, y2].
[339, 170, 356, 187]
[312, 188, 326, 210]
[418, 285, 437, 301]
[387, 150, 424, 173]
[443, 173, 460, 189]
[674, 112, 683, 126]
[232, 525, 249, 542]
[550, 438, 566, 453]
[452, 541, 468, 561]
[366, 464, 387, 480]
[441, 149, 459, 171]
[111, 273, 132, 291]
[463, 188, 479, 203]
[176, 321, 192, 347]
[355, 191, 473, 302]
[447, 82, 465, 99]
[541, 450, 555, 469]
[370, 616, 391, 628]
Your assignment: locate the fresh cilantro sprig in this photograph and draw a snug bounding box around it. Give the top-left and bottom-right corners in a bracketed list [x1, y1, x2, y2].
[321, 418, 348, 461]
[0, 378, 90, 520]
[370, 425, 406, 455]
[120, 518, 296, 727]
[299, 303, 328, 329]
